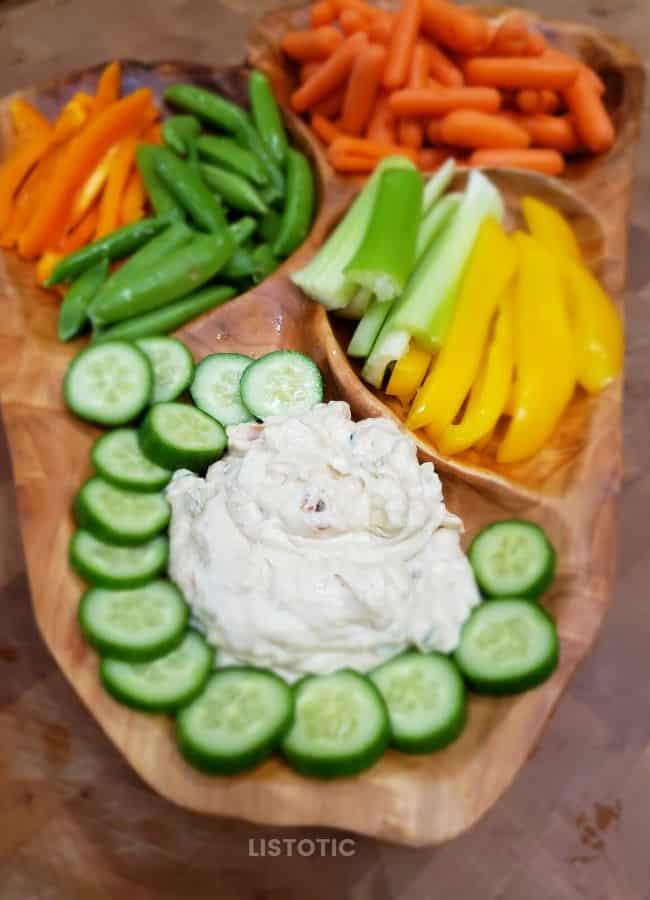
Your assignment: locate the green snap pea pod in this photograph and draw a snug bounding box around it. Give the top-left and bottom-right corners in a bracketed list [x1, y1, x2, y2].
[162, 115, 201, 155]
[196, 135, 268, 186]
[94, 285, 236, 342]
[258, 208, 282, 244]
[57, 258, 109, 341]
[221, 247, 256, 280]
[45, 215, 171, 287]
[228, 216, 257, 246]
[248, 70, 289, 168]
[164, 84, 284, 197]
[273, 149, 315, 258]
[200, 163, 268, 215]
[149, 146, 227, 234]
[251, 243, 279, 283]
[136, 146, 185, 221]
[90, 230, 235, 326]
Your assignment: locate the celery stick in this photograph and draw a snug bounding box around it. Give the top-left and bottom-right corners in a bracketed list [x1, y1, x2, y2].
[337, 287, 372, 320]
[392, 171, 504, 350]
[422, 158, 456, 214]
[416, 192, 462, 261]
[345, 168, 423, 303]
[348, 298, 393, 358]
[291, 156, 414, 310]
[361, 321, 411, 388]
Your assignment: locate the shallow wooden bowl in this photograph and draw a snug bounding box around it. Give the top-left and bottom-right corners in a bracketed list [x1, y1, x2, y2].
[0, 39, 643, 847]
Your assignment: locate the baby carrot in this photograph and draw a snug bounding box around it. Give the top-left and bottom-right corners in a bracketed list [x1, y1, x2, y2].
[330, 135, 418, 162]
[384, 0, 422, 90]
[341, 43, 387, 135]
[366, 92, 396, 143]
[564, 69, 615, 153]
[425, 118, 444, 144]
[328, 149, 376, 173]
[390, 86, 501, 117]
[291, 32, 367, 112]
[526, 31, 547, 56]
[418, 147, 448, 169]
[397, 43, 430, 152]
[515, 114, 579, 153]
[539, 89, 560, 113]
[426, 40, 464, 87]
[440, 110, 530, 149]
[368, 12, 393, 44]
[339, 7, 369, 34]
[489, 13, 530, 57]
[282, 27, 344, 61]
[421, 0, 490, 56]
[464, 56, 579, 90]
[312, 86, 345, 118]
[545, 48, 605, 95]
[311, 112, 341, 144]
[398, 119, 424, 150]
[469, 148, 565, 175]
[301, 62, 321, 83]
[515, 89, 542, 114]
[310, 0, 336, 26]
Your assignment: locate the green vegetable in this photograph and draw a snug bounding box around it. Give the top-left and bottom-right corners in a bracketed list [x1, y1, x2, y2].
[94, 284, 235, 342]
[136, 146, 185, 220]
[345, 167, 422, 303]
[416, 191, 461, 260]
[221, 246, 257, 280]
[248, 70, 289, 167]
[228, 216, 257, 246]
[162, 115, 201, 155]
[468, 520, 556, 600]
[90, 230, 235, 326]
[347, 298, 392, 358]
[258, 208, 281, 243]
[291, 156, 413, 310]
[69, 530, 168, 589]
[200, 163, 268, 215]
[149, 146, 227, 234]
[422, 157, 456, 214]
[273, 149, 314, 257]
[251, 242, 278, 282]
[139, 402, 227, 473]
[197, 135, 268, 186]
[74, 476, 170, 546]
[57, 257, 109, 341]
[45, 215, 170, 286]
[337, 287, 372, 320]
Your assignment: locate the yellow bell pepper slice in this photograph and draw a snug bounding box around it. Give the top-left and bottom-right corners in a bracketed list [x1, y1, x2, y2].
[385, 344, 432, 404]
[497, 232, 575, 464]
[407, 216, 517, 434]
[435, 289, 515, 456]
[521, 196, 582, 261]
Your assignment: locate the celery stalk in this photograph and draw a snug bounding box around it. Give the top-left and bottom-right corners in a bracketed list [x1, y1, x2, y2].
[422, 158, 456, 214]
[392, 170, 504, 350]
[416, 192, 462, 260]
[348, 298, 393, 358]
[345, 168, 423, 303]
[290, 156, 414, 310]
[337, 287, 372, 320]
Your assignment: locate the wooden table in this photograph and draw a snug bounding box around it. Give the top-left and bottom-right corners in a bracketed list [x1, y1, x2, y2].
[0, 1, 648, 897]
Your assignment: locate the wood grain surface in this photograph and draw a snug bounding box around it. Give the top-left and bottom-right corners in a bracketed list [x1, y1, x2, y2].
[0, 0, 648, 897]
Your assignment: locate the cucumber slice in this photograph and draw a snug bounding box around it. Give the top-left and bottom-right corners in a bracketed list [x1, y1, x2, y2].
[281, 670, 390, 779]
[454, 599, 559, 695]
[91, 429, 172, 493]
[75, 476, 170, 545]
[239, 351, 324, 420]
[190, 353, 254, 426]
[70, 530, 168, 588]
[100, 630, 214, 712]
[64, 341, 152, 426]
[79, 579, 188, 662]
[135, 336, 195, 404]
[176, 667, 293, 774]
[468, 520, 556, 600]
[139, 402, 227, 473]
[370, 651, 466, 754]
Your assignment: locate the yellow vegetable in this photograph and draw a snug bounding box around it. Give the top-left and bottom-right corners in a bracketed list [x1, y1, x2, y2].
[521, 195, 581, 261]
[497, 232, 575, 464]
[435, 289, 515, 456]
[385, 344, 432, 403]
[407, 217, 517, 433]
[69, 144, 118, 226]
[36, 251, 63, 286]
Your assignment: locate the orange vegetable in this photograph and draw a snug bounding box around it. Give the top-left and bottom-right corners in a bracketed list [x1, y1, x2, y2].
[327, 150, 376, 172]
[539, 89, 560, 113]
[398, 119, 424, 150]
[368, 12, 393, 44]
[339, 7, 369, 33]
[488, 13, 530, 57]
[312, 86, 345, 118]
[515, 89, 542, 114]
[291, 32, 367, 112]
[18, 87, 153, 258]
[526, 31, 547, 56]
[396, 41, 431, 149]
[36, 251, 63, 286]
[311, 112, 341, 144]
[421, 0, 490, 56]
[464, 56, 579, 90]
[91, 61, 121, 118]
[425, 118, 444, 144]
[440, 110, 530, 149]
[0, 151, 51, 249]
[383, 0, 422, 90]
[301, 62, 321, 84]
[329, 135, 418, 162]
[515, 114, 580, 153]
[545, 48, 605, 95]
[365, 92, 396, 143]
[417, 147, 448, 169]
[469, 147, 565, 175]
[9, 98, 51, 142]
[58, 206, 100, 255]
[281, 26, 343, 61]
[311, 0, 336, 26]
[341, 43, 386, 135]
[143, 123, 163, 145]
[564, 69, 615, 153]
[121, 169, 146, 224]
[0, 130, 53, 232]
[69, 144, 118, 226]
[389, 86, 501, 117]
[95, 135, 138, 238]
[426, 41, 464, 87]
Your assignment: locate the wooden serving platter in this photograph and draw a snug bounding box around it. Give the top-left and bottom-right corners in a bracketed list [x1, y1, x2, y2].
[0, 28, 643, 847]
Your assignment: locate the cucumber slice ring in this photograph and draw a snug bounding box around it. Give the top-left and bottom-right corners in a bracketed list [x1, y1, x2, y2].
[75, 476, 170, 545]
[91, 429, 172, 493]
[139, 402, 227, 473]
[135, 336, 195, 404]
[190, 353, 254, 426]
[70, 530, 169, 589]
[468, 519, 556, 600]
[239, 350, 324, 420]
[176, 667, 293, 775]
[64, 341, 153, 426]
[78, 579, 189, 662]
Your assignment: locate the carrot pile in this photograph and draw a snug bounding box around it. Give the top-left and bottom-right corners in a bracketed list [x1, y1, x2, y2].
[281, 0, 615, 175]
[0, 61, 160, 283]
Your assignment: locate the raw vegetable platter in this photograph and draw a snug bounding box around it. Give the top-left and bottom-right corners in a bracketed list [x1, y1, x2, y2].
[0, 18, 643, 848]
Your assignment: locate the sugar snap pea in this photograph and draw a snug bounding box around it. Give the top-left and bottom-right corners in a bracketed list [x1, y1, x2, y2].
[251, 243, 279, 282]
[228, 217, 257, 246]
[258, 208, 282, 244]
[162, 115, 201, 155]
[57, 258, 109, 341]
[248, 70, 288, 168]
[149, 146, 227, 234]
[136, 146, 185, 221]
[196, 135, 268, 186]
[200, 163, 268, 215]
[273, 149, 315, 257]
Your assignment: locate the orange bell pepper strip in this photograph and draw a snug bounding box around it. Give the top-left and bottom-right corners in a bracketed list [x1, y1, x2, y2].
[68, 144, 118, 227]
[0, 130, 54, 232]
[95, 135, 138, 238]
[9, 97, 52, 142]
[36, 251, 64, 286]
[17, 87, 153, 258]
[121, 169, 146, 224]
[58, 206, 100, 255]
[0, 144, 64, 248]
[91, 61, 122, 117]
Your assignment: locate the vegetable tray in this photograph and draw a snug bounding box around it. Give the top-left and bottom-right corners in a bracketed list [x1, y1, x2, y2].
[0, 37, 643, 846]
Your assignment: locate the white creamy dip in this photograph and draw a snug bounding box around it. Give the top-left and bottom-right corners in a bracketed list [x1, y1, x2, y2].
[166, 402, 480, 681]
